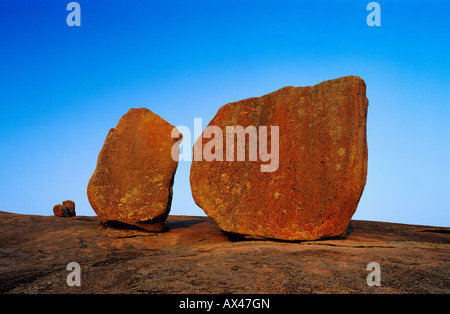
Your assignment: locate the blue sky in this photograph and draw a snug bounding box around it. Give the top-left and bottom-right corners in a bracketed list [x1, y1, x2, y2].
[0, 0, 449, 226]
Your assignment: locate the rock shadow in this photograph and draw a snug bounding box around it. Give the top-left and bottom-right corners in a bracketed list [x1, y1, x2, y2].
[165, 218, 210, 231]
[223, 222, 354, 243]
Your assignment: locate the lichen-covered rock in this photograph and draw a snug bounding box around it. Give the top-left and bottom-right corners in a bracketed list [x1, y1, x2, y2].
[87, 108, 181, 231]
[190, 76, 368, 240]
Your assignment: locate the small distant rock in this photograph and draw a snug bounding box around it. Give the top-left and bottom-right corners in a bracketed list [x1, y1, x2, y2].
[53, 204, 69, 217]
[63, 200, 76, 217]
[53, 201, 76, 217]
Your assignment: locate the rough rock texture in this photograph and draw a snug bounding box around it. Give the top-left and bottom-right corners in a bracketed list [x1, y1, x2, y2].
[87, 108, 181, 231]
[190, 76, 368, 240]
[62, 200, 76, 217]
[0, 211, 448, 294]
[52, 204, 69, 217]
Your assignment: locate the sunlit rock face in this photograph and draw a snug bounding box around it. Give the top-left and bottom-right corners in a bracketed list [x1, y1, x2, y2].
[190, 76, 368, 240]
[87, 108, 181, 231]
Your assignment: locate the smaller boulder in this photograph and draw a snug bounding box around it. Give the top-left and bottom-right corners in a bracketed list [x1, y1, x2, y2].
[87, 108, 181, 231]
[63, 200, 76, 217]
[53, 204, 69, 217]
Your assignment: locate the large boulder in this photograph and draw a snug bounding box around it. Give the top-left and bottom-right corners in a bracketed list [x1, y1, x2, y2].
[87, 108, 181, 231]
[190, 76, 368, 240]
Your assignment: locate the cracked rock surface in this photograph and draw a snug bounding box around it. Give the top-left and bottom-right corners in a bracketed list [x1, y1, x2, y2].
[0, 211, 448, 294]
[87, 108, 180, 232]
[190, 76, 369, 241]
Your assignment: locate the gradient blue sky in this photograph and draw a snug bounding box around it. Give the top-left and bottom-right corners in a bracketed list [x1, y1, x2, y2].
[0, 0, 448, 226]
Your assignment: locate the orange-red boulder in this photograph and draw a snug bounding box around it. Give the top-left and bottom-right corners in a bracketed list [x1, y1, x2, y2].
[190, 76, 368, 240]
[87, 108, 181, 231]
[62, 200, 76, 217]
[53, 204, 69, 217]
